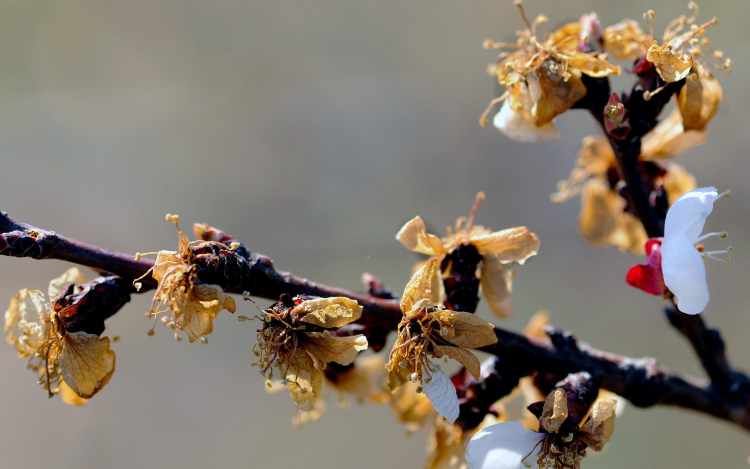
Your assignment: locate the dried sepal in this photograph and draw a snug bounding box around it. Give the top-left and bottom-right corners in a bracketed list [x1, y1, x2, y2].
[59, 332, 116, 399]
[435, 310, 497, 349]
[579, 399, 617, 451]
[285, 349, 323, 412]
[433, 344, 481, 380]
[678, 64, 722, 131]
[297, 297, 363, 328]
[301, 330, 368, 366]
[401, 259, 437, 316]
[603, 19, 647, 61]
[647, 41, 693, 82]
[396, 216, 448, 256]
[539, 388, 569, 433]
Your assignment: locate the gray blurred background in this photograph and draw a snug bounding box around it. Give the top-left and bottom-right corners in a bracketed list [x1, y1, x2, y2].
[0, 0, 749, 468]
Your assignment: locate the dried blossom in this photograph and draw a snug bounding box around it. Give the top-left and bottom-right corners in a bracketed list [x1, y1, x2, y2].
[481, 5, 620, 141]
[552, 136, 696, 254]
[397, 192, 539, 318]
[602, 20, 647, 61]
[136, 214, 237, 342]
[4, 268, 116, 403]
[386, 259, 497, 423]
[251, 294, 368, 411]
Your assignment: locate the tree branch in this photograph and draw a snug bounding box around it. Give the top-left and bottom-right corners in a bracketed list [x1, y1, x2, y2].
[2, 210, 750, 431]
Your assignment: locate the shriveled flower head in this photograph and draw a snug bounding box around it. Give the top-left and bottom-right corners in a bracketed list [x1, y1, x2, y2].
[136, 214, 237, 343]
[397, 192, 539, 318]
[4, 268, 116, 404]
[249, 294, 368, 411]
[661, 187, 731, 315]
[481, 3, 620, 141]
[386, 259, 498, 423]
[552, 136, 696, 254]
[466, 389, 617, 469]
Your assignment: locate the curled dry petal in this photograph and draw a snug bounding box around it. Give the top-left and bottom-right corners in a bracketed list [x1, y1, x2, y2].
[302, 330, 368, 366]
[60, 332, 116, 399]
[285, 349, 323, 412]
[433, 344, 482, 380]
[539, 388, 568, 433]
[296, 297, 363, 328]
[48, 267, 87, 301]
[423, 368, 460, 424]
[59, 381, 88, 406]
[642, 109, 706, 159]
[646, 41, 693, 82]
[493, 81, 560, 142]
[479, 255, 514, 318]
[412, 258, 446, 306]
[603, 19, 647, 61]
[396, 216, 448, 256]
[327, 354, 390, 405]
[179, 283, 236, 343]
[466, 421, 545, 469]
[436, 310, 497, 349]
[534, 61, 587, 126]
[5, 289, 50, 356]
[471, 227, 539, 264]
[390, 381, 434, 430]
[678, 65, 722, 131]
[579, 399, 617, 451]
[560, 52, 621, 78]
[401, 259, 438, 316]
[425, 417, 469, 469]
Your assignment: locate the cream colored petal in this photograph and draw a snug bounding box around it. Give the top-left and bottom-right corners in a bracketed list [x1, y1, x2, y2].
[285, 349, 323, 412]
[326, 354, 390, 405]
[48, 267, 87, 300]
[577, 179, 620, 246]
[558, 52, 621, 78]
[293, 399, 327, 429]
[296, 297, 363, 328]
[424, 417, 468, 469]
[396, 216, 449, 256]
[302, 331, 368, 366]
[60, 381, 88, 406]
[435, 310, 497, 348]
[479, 255, 514, 319]
[178, 283, 231, 342]
[678, 65, 722, 131]
[646, 41, 693, 82]
[412, 259, 446, 306]
[579, 398, 617, 451]
[433, 344, 481, 381]
[642, 109, 706, 159]
[390, 381, 435, 430]
[5, 289, 51, 355]
[534, 64, 587, 126]
[60, 332, 116, 399]
[539, 388, 568, 434]
[5, 291, 24, 351]
[401, 259, 438, 316]
[523, 310, 550, 339]
[151, 251, 182, 282]
[663, 162, 697, 204]
[603, 19, 647, 61]
[471, 227, 539, 264]
[493, 82, 560, 142]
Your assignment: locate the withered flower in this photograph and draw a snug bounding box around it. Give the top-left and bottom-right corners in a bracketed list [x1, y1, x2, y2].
[136, 214, 237, 342]
[251, 294, 368, 412]
[4, 268, 116, 404]
[397, 192, 539, 318]
[466, 389, 617, 469]
[386, 259, 498, 423]
[552, 135, 696, 254]
[482, 4, 620, 141]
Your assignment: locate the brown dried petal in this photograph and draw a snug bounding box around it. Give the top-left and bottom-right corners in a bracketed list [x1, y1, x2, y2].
[603, 20, 647, 61]
[534, 63, 587, 126]
[285, 349, 323, 412]
[646, 41, 692, 82]
[48, 267, 87, 301]
[302, 330, 368, 366]
[424, 418, 468, 469]
[678, 66, 722, 131]
[387, 342, 411, 391]
[433, 344, 481, 380]
[396, 216, 448, 256]
[389, 381, 434, 430]
[5, 289, 50, 356]
[494, 80, 560, 142]
[560, 52, 621, 78]
[435, 310, 497, 348]
[327, 354, 389, 405]
[579, 398, 617, 451]
[642, 108, 706, 159]
[523, 310, 551, 339]
[179, 283, 233, 342]
[471, 226, 539, 264]
[479, 255, 514, 319]
[540, 388, 568, 434]
[401, 259, 438, 316]
[60, 332, 116, 399]
[412, 259, 446, 306]
[297, 297, 363, 328]
[60, 381, 88, 406]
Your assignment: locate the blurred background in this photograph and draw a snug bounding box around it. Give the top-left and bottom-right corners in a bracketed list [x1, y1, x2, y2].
[0, 0, 749, 467]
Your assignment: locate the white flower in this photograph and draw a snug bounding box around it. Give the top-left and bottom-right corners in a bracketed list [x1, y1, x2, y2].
[662, 187, 730, 315]
[465, 421, 544, 469]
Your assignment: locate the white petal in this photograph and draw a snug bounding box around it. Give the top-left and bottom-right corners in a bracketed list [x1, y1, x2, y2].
[664, 187, 719, 243]
[662, 233, 708, 315]
[466, 421, 545, 469]
[423, 368, 460, 424]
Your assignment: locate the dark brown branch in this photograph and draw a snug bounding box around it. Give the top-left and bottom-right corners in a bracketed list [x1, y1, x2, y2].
[2, 211, 750, 431]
